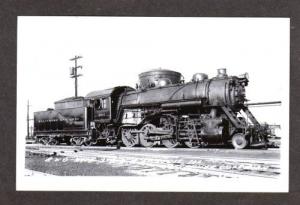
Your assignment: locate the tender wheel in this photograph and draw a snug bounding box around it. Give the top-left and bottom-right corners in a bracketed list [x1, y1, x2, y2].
[66, 138, 72, 145]
[90, 139, 99, 146]
[48, 137, 59, 145]
[160, 115, 180, 148]
[70, 137, 84, 146]
[83, 137, 92, 146]
[83, 141, 92, 146]
[232, 133, 248, 149]
[39, 136, 49, 145]
[139, 124, 156, 148]
[122, 128, 138, 147]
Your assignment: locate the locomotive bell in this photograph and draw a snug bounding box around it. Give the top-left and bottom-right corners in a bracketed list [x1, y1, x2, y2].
[192, 73, 208, 82]
[217, 68, 228, 78]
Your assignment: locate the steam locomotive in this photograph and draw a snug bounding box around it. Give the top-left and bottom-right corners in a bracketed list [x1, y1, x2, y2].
[34, 68, 272, 149]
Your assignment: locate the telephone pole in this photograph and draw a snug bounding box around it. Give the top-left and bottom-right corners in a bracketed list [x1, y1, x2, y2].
[70, 55, 83, 98]
[27, 100, 31, 139]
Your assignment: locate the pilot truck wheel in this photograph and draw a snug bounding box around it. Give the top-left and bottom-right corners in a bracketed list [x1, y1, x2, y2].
[231, 133, 248, 149]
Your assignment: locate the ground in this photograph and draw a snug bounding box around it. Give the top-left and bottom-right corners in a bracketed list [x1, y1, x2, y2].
[25, 144, 280, 178]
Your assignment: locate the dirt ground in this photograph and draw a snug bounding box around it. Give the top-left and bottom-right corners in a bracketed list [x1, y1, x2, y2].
[25, 145, 280, 178]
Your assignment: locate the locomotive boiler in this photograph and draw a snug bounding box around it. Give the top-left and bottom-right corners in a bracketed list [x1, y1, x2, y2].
[119, 68, 267, 149]
[34, 68, 272, 149]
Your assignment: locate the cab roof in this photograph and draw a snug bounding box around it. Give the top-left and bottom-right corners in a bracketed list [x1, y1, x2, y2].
[85, 86, 134, 99]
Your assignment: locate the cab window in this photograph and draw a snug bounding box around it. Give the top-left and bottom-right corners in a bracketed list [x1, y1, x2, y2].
[95, 98, 107, 110]
[95, 99, 101, 109]
[101, 98, 107, 109]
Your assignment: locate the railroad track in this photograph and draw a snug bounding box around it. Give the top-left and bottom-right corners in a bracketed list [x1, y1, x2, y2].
[25, 144, 280, 178]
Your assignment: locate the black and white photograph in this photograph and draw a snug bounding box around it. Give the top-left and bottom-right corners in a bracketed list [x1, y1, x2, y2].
[16, 17, 289, 192]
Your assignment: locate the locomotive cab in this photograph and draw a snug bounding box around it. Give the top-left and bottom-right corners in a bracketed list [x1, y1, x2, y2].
[86, 86, 135, 123]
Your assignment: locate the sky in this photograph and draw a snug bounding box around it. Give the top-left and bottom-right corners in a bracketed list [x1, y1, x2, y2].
[16, 16, 289, 192]
[17, 17, 289, 134]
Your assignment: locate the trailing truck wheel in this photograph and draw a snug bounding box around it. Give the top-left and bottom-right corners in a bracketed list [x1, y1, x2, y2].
[232, 133, 248, 149]
[122, 128, 138, 147]
[139, 124, 156, 148]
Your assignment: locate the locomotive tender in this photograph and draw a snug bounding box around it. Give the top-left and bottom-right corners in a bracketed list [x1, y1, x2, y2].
[34, 68, 271, 149]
